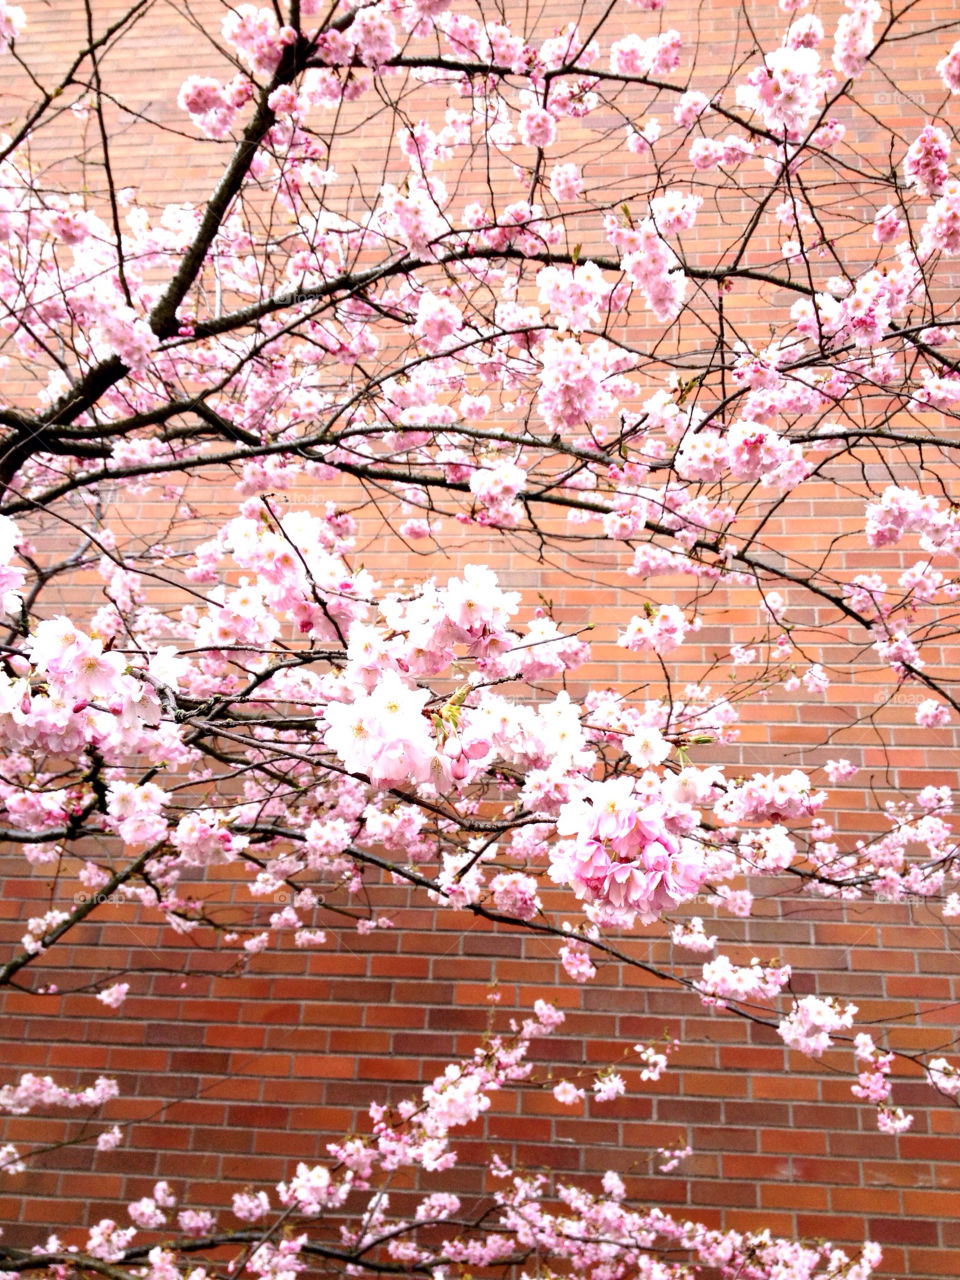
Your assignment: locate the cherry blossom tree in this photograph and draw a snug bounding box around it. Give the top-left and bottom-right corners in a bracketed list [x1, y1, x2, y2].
[0, 0, 959, 1276]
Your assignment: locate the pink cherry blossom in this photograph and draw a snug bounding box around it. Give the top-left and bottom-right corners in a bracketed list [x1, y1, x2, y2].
[548, 162, 583, 202]
[904, 124, 951, 196]
[937, 39, 960, 92]
[0, 0, 24, 52]
[779, 995, 857, 1057]
[518, 106, 557, 149]
[833, 0, 881, 78]
[552, 1080, 585, 1105]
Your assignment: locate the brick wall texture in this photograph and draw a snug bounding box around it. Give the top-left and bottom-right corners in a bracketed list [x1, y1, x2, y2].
[1, 3, 960, 1278]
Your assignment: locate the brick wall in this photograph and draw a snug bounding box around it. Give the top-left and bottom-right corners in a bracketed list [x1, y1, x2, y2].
[4, 870, 960, 1276]
[1, 2, 960, 1278]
